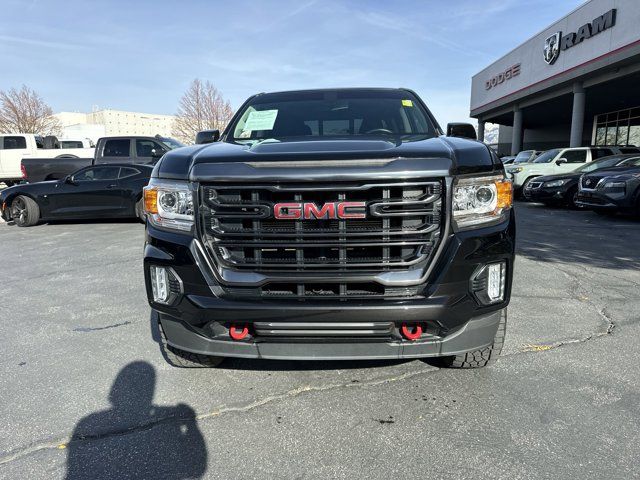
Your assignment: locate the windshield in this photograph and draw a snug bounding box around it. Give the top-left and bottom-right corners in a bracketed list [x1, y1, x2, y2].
[229, 90, 437, 142]
[533, 149, 561, 163]
[514, 151, 534, 163]
[575, 156, 623, 173]
[618, 156, 640, 167]
[159, 137, 185, 149]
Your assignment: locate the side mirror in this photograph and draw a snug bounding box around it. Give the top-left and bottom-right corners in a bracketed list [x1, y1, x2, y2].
[446, 123, 477, 140]
[64, 175, 77, 185]
[195, 129, 220, 145]
[150, 148, 162, 158]
[556, 158, 568, 165]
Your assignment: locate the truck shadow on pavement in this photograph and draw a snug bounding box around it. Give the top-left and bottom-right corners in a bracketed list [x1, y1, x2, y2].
[65, 361, 207, 480]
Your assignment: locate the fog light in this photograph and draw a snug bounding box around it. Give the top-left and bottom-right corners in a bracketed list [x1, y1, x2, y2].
[149, 265, 182, 305]
[471, 262, 506, 305]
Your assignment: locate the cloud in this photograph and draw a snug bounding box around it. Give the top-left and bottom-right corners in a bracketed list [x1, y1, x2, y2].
[0, 34, 86, 51]
[253, 0, 318, 32]
[355, 10, 487, 57]
[438, 0, 520, 30]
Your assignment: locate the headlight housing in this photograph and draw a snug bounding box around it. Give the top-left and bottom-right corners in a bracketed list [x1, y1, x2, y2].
[601, 180, 626, 189]
[453, 175, 513, 230]
[544, 179, 567, 187]
[509, 167, 523, 173]
[143, 179, 194, 232]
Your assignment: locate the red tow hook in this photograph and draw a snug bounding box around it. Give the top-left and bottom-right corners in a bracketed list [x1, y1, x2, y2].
[401, 324, 423, 341]
[229, 325, 249, 341]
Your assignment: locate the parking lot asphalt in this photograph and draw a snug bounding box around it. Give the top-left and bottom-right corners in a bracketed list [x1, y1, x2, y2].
[0, 202, 639, 479]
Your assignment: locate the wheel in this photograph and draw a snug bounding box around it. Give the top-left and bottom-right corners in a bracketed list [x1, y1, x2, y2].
[11, 195, 40, 227]
[431, 309, 507, 369]
[159, 322, 224, 368]
[135, 198, 146, 223]
[565, 186, 581, 209]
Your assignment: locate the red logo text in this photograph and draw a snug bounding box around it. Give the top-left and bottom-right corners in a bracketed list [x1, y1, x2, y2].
[273, 202, 366, 220]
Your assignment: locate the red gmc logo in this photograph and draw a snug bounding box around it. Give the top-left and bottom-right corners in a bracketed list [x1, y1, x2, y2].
[273, 202, 367, 220]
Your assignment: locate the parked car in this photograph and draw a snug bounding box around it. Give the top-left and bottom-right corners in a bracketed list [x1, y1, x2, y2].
[506, 146, 638, 195]
[21, 135, 183, 183]
[576, 157, 640, 216]
[0, 134, 95, 186]
[0, 164, 153, 227]
[512, 149, 542, 164]
[523, 154, 640, 208]
[142, 87, 515, 369]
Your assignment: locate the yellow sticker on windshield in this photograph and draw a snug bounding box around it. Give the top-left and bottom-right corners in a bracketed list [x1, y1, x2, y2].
[402, 99, 413, 107]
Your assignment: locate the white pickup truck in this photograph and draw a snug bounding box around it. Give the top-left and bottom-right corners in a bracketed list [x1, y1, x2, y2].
[0, 134, 95, 186]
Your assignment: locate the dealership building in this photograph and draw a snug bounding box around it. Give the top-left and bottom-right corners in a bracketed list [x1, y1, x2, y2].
[470, 0, 640, 156]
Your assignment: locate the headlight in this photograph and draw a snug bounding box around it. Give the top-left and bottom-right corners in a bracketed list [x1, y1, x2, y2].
[509, 167, 523, 173]
[601, 180, 626, 189]
[453, 175, 513, 230]
[544, 179, 567, 187]
[143, 179, 194, 232]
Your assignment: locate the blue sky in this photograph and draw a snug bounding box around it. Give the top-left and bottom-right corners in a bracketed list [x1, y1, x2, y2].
[0, 0, 583, 126]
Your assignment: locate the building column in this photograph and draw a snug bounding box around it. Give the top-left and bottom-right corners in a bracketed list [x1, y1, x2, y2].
[570, 83, 586, 148]
[511, 107, 523, 155]
[477, 121, 485, 142]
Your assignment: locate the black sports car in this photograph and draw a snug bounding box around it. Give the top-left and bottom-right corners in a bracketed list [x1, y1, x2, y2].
[577, 160, 640, 216]
[523, 154, 640, 208]
[1, 164, 153, 227]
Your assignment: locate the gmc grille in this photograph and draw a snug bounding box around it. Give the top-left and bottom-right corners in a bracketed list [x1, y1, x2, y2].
[198, 180, 444, 298]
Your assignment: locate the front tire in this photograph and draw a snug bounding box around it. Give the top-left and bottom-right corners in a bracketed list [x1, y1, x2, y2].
[435, 309, 507, 369]
[565, 186, 581, 209]
[11, 195, 40, 227]
[159, 323, 224, 368]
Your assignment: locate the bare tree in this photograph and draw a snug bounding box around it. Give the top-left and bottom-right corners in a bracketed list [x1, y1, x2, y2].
[173, 79, 234, 144]
[0, 85, 61, 135]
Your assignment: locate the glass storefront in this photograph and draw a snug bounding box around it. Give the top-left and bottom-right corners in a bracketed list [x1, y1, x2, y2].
[593, 107, 640, 146]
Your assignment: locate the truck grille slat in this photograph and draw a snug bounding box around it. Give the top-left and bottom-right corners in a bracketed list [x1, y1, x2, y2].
[199, 180, 444, 298]
[253, 321, 395, 337]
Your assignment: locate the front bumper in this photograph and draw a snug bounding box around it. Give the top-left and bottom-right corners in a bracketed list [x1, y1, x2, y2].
[144, 213, 515, 360]
[158, 308, 504, 360]
[576, 190, 631, 210]
[523, 185, 570, 202]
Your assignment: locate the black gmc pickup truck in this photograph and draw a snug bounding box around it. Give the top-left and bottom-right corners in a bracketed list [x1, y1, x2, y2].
[143, 88, 515, 368]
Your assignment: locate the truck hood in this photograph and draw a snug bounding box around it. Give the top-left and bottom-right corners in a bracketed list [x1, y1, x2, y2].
[156, 136, 498, 180]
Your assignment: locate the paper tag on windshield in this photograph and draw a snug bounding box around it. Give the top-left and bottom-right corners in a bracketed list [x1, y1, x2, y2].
[402, 99, 413, 107]
[244, 110, 278, 131]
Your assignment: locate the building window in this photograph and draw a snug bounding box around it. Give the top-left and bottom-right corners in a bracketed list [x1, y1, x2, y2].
[593, 106, 640, 146]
